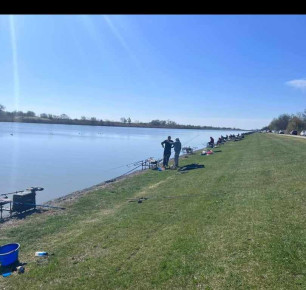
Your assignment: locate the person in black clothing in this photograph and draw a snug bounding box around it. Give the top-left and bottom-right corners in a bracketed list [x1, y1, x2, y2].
[161, 136, 174, 168]
[208, 136, 214, 147]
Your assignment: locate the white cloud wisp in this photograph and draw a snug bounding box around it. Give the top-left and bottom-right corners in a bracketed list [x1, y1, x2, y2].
[286, 78, 306, 91]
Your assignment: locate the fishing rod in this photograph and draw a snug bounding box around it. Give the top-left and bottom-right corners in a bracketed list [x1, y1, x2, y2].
[97, 157, 156, 174]
[104, 161, 153, 184]
[117, 163, 143, 178]
[0, 190, 23, 197]
[1, 187, 44, 197]
[8, 201, 65, 210]
[182, 134, 200, 147]
[127, 194, 201, 203]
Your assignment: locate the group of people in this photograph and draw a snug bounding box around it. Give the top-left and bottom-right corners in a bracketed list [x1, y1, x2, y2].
[208, 134, 244, 148]
[216, 135, 227, 145]
[208, 135, 228, 147]
[161, 133, 245, 169]
[161, 136, 181, 169]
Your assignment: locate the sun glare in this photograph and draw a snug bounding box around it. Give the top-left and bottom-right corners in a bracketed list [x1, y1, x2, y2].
[9, 15, 20, 111]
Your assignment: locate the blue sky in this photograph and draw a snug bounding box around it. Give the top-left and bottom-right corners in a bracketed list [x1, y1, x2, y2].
[0, 15, 306, 129]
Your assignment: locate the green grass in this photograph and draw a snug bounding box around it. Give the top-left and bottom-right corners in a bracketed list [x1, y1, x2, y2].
[1, 133, 306, 289]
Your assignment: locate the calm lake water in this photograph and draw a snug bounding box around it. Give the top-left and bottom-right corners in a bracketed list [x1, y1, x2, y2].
[0, 122, 247, 204]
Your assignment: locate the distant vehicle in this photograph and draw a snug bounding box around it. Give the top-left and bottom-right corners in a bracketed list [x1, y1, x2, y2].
[290, 130, 298, 135]
[279, 130, 284, 134]
[300, 130, 306, 136]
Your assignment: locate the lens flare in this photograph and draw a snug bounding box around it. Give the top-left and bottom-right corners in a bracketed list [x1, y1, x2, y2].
[9, 15, 20, 110]
[9, 15, 21, 190]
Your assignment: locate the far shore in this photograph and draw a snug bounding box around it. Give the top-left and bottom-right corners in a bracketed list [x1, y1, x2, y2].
[0, 119, 246, 131]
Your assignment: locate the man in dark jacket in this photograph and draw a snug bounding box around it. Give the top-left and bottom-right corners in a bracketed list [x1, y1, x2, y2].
[161, 136, 174, 168]
[208, 136, 214, 148]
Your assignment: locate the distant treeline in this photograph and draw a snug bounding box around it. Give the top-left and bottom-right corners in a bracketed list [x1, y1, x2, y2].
[263, 109, 306, 132]
[0, 104, 241, 130]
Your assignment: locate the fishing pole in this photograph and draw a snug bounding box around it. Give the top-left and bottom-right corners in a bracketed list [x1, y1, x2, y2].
[182, 134, 200, 147]
[0, 190, 23, 197]
[127, 194, 201, 203]
[10, 201, 65, 210]
[117, 164, 143, 178]
[1, 187, 44, 199]
[104, 161, 152, 184]
[97, 158, 154, 174]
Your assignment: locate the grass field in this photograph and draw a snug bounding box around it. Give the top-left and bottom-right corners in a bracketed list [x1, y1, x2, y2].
[1, 133, 306, 289]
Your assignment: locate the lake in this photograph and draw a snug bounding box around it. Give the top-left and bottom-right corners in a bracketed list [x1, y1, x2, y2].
[0, 122, 247, 203]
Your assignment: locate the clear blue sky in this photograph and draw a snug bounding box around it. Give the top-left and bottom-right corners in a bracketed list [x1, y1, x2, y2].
[1, 15, 306, 129]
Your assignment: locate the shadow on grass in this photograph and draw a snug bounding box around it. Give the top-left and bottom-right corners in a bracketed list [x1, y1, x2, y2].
[178, 163, 205, 172]
[0, 208, 47, 224]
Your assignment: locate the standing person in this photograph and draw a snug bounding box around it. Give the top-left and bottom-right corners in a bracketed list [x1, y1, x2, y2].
[173, 138, 182, 168]
[161, 136, 174, 168]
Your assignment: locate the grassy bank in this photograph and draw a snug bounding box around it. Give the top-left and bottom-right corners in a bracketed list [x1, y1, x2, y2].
[1, 133, 306, 289]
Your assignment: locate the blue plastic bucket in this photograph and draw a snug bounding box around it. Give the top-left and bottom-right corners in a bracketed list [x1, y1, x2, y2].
[0, 243, 20, 267]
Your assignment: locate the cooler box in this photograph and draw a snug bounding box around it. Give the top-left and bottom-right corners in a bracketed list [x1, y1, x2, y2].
[12, 190, 36, 212]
